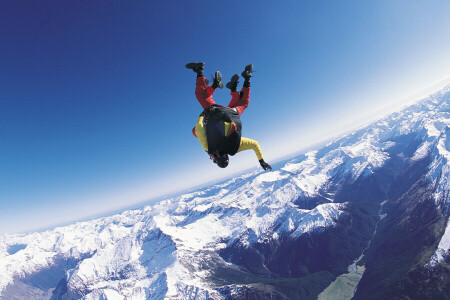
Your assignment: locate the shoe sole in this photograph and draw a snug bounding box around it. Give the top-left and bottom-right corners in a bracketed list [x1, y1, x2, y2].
[215, 71, 224, 88]
[185, 62, 205, 71]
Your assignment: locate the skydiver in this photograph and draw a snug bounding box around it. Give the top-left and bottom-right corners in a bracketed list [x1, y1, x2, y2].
[186, 62, 272, 171]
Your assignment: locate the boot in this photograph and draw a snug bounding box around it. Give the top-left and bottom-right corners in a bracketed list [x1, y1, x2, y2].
[185, 62, 205, 75]
[241, 64, 253, 79]
[211, 71, 223, 89]
[226, 74, 240, 92]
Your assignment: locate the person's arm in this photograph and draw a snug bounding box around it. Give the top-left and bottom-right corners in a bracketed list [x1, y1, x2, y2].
[194, 116, 208, 152]
[238, 137, 263, 160]
[238, 137, 272, 170]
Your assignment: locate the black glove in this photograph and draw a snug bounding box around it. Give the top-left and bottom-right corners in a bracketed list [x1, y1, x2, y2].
[259, 159, 272, 171]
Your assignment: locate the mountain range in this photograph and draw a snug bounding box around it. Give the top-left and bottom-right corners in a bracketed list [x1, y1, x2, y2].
[1, 86, 449, 299]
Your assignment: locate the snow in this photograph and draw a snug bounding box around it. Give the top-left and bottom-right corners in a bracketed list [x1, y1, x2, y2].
[254, 170, 289, 183]
[412, 141, 431, 161]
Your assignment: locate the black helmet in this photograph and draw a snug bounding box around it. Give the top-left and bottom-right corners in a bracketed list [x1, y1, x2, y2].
[216, 154, 229, 168]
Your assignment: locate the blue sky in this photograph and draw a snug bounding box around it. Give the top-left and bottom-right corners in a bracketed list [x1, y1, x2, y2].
[1, 0, 449, 233]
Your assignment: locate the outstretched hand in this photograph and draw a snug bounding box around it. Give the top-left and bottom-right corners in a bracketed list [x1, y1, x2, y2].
[259, 159, 272, 171]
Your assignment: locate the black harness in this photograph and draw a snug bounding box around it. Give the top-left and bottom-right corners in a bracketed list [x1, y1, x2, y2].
[201, 105, 242, 156]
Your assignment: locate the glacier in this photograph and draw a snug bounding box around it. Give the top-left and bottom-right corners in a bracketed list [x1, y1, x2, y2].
[1, 86, 449, 299]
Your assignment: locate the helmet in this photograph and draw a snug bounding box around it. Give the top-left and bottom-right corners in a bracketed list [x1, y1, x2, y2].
[215, 153, 229, 168]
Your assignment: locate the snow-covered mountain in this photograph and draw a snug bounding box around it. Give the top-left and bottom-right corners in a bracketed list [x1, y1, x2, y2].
[1, 86, 449, 299]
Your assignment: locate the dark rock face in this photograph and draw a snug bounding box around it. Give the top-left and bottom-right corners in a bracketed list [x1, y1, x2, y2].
[350, 147, 449, 299]
[214, 201, 379, 300]
[266, 202, 379, 278]
[353, 177, 447, 300]
[216, 274, 338, 300]
[392, 261, 450, 300]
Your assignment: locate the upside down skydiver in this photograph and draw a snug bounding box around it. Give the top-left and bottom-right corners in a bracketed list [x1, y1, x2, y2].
[186, 62, 272, 171]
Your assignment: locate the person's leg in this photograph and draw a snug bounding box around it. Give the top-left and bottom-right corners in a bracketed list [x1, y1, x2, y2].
[226, 74, 241, 112]
[187, 62, 218, 109]
[234, 64, 252, 115]
[227, 90, 240, 108]
[233, 86, 250, 115]
[195, 75, 216, 109]
[226, 65, 252, 115]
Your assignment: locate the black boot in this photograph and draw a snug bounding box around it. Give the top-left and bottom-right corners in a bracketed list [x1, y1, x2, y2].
[226, 74, 240, 92]
[241, 64, 253, 87]
[211, 71, 223, 89]
[241, 64, 253, 79]
[185, 62, 205, 76]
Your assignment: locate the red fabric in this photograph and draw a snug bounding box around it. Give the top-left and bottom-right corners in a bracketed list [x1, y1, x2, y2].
[193, 76, 251, 136]
[195, 76, 216, 109]
[227, 86, 250, 115]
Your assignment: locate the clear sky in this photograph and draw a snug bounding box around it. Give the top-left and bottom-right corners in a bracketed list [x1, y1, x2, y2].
[1, 0, 449, 234]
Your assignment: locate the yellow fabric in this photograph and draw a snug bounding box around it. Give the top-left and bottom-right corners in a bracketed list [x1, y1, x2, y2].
[237, 137, 263, 160]
[223, 122, 230, 136]
[194, 116, 209, 152]
[194, 116, 263, 160]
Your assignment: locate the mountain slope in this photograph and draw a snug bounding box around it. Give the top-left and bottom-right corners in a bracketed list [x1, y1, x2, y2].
[1, 86, 449, 299]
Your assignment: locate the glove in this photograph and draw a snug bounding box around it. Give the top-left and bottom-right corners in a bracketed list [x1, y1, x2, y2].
[259, 159, 272, 171]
